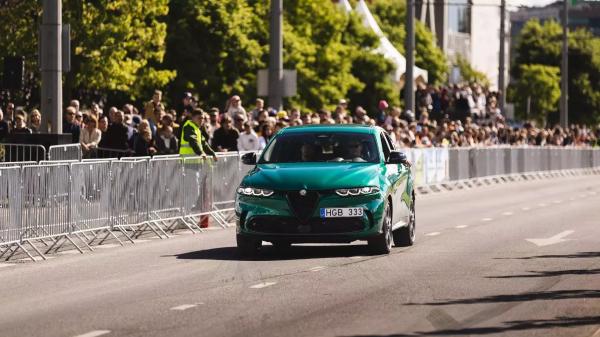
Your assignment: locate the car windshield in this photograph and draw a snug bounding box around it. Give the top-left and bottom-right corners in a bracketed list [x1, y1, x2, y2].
[259, 132, 380, 163]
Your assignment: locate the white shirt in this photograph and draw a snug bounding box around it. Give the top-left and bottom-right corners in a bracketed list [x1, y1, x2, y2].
[79, 128, 101, 148]
[237, 131, 260, 151]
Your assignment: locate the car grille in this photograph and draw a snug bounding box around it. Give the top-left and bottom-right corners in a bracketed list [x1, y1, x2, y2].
[286, 190, 319, 219]
[248, 216, 365, 234]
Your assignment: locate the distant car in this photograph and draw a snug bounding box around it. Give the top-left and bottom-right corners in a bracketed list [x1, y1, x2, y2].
[235, 124, 415, 256]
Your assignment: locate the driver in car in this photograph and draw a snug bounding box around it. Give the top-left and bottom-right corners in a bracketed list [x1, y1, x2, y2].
[346, 140, 366, 162]
[301, 143, 317, 162]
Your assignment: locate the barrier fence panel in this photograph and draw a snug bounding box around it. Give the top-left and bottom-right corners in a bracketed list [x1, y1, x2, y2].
[148, 158, 185, 221]
[212, 154, 241, 211]
[70, 161, 112, 232]
[48, 144, 82, 161]
[21, 164, 71, 240]
[110, 160, 149, 228]
[182, 157, 213, 216]
[0, 143, 46, 162]
[0, 161, 37, 168]
[92, 147, 133, 159]
[0, 167, 22, 244]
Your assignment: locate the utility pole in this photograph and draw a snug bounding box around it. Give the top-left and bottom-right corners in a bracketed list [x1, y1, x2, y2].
[405, 0, 415, 113]
[40, 0, 62, 134]
[268, 0, 283, 111]
[499, 0, 506, 113]
[560, 0, 569, 128]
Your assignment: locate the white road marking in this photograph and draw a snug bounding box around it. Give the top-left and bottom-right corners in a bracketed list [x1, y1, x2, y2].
[569, 197, 576, 201]
[249, 282, 277, 289]
[521, 207, 531, 211]
[502, 211, 513, 216]
[553, 200, 562, 204]
[309, 266, 327, 272]
[0, 263, 15, 268]
[349, 256, 363, 259]
[73, 330, 111, 337]
[591, 326, 600, 337]
[425, 232, 441, 236]
[170, 303, 203, 311]
[526, 230, 575, 247]
[481, 218, 493, 222]
[96, 244, 120, 249]
[455, 225, 468, 229]
[589, 191, 598, 195]
[538, 203, 547, 207]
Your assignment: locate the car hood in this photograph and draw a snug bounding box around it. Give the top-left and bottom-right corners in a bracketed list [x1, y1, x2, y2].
[243, 162, 382, 190]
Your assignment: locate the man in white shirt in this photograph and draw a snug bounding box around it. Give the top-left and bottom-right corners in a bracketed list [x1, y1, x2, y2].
[237, 122, 260, 151]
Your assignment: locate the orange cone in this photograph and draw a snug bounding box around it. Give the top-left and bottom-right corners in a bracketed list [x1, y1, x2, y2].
[199, 215, 210, 228]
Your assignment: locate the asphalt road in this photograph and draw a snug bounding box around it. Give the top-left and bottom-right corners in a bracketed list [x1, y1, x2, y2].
[0, 174, 599, 337]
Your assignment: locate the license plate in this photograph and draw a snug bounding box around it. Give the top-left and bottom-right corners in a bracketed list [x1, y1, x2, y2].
[320, 207, 364, 218]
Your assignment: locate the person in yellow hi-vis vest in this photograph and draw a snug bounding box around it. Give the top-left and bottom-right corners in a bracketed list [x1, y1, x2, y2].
[180, 108, 217, 228]
[179, 108, 217, 161]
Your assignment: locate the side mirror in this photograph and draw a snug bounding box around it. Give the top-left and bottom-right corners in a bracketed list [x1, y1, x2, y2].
[387, 151, 410, 166]
[241, 152, 257, 165]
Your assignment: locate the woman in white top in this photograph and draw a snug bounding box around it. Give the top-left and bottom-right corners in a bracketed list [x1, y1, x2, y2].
[80, 115, 102, 158]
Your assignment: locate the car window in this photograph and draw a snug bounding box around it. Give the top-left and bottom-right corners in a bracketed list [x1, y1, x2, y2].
[380, 133, 392, 161]
[260, 132, 380, 163]
[384, 132, 396, 150]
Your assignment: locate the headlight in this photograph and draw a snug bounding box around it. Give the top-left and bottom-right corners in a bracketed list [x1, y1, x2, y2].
[237, 187, 274, 197]
[335, 186, 380, 197]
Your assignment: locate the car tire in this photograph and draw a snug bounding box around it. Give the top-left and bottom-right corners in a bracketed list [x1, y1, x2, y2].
[393, 194, 415, 247]
[237, 234, 261, 257]
[368, 203, 393, 254]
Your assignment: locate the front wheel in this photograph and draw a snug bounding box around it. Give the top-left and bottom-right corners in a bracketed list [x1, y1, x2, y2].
[237, 234, 261, 257]
[368, 204, 393, 254]
[393, 194, 415, 247]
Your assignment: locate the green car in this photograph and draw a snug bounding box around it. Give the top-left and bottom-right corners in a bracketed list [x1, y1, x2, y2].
[235, 124, 415, 255]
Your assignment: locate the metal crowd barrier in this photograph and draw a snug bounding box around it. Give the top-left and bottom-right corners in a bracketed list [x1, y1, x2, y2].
[0, 143, 46, 162]
[48, 144, 83, 161]
[0, 147, 599, 261]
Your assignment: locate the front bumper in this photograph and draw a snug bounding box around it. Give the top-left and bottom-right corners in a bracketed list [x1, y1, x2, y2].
[235, 191, 386, 243]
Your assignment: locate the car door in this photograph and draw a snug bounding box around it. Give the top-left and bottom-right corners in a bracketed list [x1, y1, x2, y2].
[380, 132, 404, 226]
[382, 132, 409, 224]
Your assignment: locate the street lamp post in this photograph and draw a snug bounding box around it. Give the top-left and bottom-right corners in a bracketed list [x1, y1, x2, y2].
[40, 0, 62, 134]
[268, 0, 283, 111]
[405, 0, 415, 114]
[560, 0, 569, 128]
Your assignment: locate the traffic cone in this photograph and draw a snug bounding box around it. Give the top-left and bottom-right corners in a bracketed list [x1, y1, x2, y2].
[199, 215, 210, 228]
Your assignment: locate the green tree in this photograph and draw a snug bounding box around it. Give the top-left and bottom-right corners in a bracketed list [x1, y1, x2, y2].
[64, 0, 175, 103]
[455, 54, 490, 86]
[508, 64, 560, 124]
[512, 19, 600, 124]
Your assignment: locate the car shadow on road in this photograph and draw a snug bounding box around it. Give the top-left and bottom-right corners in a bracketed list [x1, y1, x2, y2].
[340, 315, 600, 336]
[494, 251, 600, 260]
[485, 268, 600, 279]
[172, 244, 378, 261]
[406, 289, 600, 306]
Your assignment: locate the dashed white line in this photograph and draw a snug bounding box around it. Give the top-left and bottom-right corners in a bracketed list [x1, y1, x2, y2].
[569, 197, 576, 201]
[73, 330, 111, 337]
[455, 225, 468, 229]
[552, 200, 562, 204]
[349, 256, 364, 259]
[249, 282, 277, 289]
[170, 303, 203, 311]
[521, 207, 531, 211]
[425, 232, 441, 236]
[0, 263, 15, 268]
[502, 211, 514, 216]
[309, 266, 327, 272]
[481, 218, 493, 222]
[538, 203, 547, 207]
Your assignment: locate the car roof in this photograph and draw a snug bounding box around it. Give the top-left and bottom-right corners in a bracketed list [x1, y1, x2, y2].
[279, 124, 381, 135]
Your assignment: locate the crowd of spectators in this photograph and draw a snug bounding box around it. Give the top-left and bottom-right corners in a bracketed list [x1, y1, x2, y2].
[1, 82, 598, 158]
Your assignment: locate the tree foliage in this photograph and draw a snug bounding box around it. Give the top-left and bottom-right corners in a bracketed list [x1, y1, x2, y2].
[508, 64, 560, 124]
[454, 54, 490, 86]
[511, 19, 600, 124]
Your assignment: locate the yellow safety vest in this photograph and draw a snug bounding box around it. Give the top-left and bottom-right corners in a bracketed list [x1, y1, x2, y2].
[179, 120, 204, 156]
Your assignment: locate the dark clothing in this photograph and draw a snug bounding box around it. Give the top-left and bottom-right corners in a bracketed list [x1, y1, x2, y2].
[175, 116, 189, 143]
[63, 121, 80, 143]
[181, 122, 215, 156]
[133, 136, 155, 157]
[0, 120, 10, 141]
[12, 127, 32, 134]
[211, 127, 239, 152]
[156, 135, 179, 155]
[99, 122, 129, 150]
